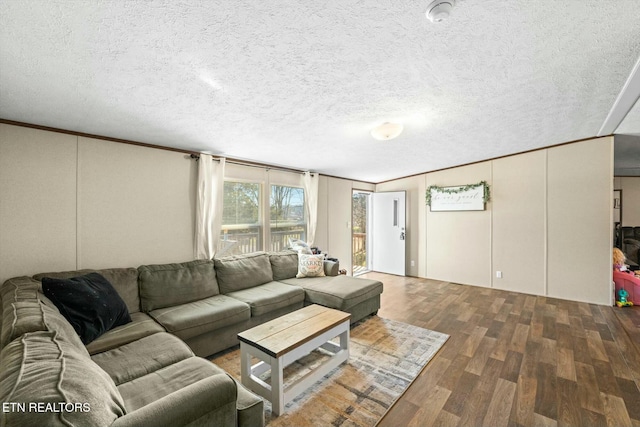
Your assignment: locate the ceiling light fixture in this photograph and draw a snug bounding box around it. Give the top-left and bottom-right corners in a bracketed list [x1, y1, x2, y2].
[371, 122, 404, 141]
[425, 0, 455, 23]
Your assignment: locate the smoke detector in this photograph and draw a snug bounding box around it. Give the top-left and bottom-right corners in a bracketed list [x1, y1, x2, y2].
[425, 0, 456, 23]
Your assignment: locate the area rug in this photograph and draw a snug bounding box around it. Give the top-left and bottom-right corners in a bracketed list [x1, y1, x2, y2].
[210, 316, 449, 427]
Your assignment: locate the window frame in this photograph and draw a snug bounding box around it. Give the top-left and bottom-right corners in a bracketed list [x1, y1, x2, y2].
[220, 176, 309, 256]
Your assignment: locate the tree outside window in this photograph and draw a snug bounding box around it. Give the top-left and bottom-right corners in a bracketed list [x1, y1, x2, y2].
[270, 185, 305, 251]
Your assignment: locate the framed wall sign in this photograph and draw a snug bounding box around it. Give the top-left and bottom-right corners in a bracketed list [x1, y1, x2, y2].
[429, 183, 486, 212]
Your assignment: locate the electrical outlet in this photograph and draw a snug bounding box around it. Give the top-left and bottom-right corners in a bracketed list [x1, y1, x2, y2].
[411, 260, 415, 267]
[496, 271, 502, 278]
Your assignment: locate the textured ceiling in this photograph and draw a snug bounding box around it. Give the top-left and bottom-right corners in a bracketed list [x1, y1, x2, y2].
[1, 0, 640, 182]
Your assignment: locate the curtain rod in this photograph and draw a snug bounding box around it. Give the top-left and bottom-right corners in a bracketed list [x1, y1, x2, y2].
[190, 154, 314, 176]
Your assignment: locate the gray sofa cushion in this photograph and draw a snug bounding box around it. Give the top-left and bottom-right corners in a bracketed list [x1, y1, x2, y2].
[279, 275, 383, 311]
[116, 357, 232, 412]
[92, 332, 194, 386]
[138, 260, 219, 312]
[225, 281, 305, 317]
[214, 252, 274, 293]
[34, 267, 140, 314]
[149, 295, 251, 341]
[0, 331, 126, 427]
[268, 250, 299, 281]
[86, 312, 166, 355]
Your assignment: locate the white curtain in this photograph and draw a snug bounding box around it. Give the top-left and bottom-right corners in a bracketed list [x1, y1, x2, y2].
[302, 171, 319, 246]
[195, 156, 225, 259]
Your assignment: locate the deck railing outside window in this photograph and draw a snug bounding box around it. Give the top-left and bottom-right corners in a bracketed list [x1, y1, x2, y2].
[218, 226, 306, 256]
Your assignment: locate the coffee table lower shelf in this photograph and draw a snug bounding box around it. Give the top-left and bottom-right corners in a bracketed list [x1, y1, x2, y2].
[238, 306, 350, 416]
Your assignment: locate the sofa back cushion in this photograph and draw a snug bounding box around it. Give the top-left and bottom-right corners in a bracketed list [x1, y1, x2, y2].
[33, 267, 140, 314]
[0, 331, 126, 427]
[138, 260, 219, 312]
[268, 250, 299, 281]
[214, 252, 274, 293]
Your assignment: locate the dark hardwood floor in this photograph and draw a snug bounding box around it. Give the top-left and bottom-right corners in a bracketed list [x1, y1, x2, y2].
[361, 272, 640, 427]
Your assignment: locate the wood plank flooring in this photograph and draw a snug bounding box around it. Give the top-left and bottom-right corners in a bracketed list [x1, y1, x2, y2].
[364, 273, 640, 427]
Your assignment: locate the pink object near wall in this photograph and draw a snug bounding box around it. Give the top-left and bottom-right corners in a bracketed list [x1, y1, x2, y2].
[613, 270, 640, 305]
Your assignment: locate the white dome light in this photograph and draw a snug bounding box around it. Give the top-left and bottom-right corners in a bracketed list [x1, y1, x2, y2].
[426, 0, 455, 23]
[371, 122, 404, 141]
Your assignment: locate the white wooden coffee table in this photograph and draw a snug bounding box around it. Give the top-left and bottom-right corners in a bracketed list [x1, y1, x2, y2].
[238, 304, 350, 416]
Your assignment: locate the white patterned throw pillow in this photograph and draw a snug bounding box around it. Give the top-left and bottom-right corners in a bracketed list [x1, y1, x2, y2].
[296, 254, 326, 278]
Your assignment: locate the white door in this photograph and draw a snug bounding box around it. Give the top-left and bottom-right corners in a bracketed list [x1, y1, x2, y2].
[371, 191, 406, 276]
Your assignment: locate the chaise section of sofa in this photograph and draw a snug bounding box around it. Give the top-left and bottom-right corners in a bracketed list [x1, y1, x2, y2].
[268, 250, 383, 323]
[280, 275, 383, 324]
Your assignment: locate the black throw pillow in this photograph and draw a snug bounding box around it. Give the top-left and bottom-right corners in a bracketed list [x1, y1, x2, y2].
[42, 272, 132, 345]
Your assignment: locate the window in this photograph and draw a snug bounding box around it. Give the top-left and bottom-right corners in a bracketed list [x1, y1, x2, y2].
[220, 181, 261, 255]
[270, 185, 305, 251]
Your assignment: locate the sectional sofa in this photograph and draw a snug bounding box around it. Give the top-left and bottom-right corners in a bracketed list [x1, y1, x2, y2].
[0, 250, 383, 427]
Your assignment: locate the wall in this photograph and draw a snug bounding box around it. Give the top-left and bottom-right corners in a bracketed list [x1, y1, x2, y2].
[1, 125, 78, 280]
[0, 123, 196, 283]
[377, 136, 614, 305]
[1, 123, 614, 304]
[0, 123, 373, 283]
[492, 151, 546, 295]
[425, 162, 493, 287]
[546, 139, 612, 303]
[77, 137, 196, 269]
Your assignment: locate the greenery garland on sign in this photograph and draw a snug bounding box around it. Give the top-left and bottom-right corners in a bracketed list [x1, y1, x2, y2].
[425, 181, 491, 206]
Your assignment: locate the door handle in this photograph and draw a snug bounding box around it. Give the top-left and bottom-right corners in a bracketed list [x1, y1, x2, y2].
[400, 232, 405, 240]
